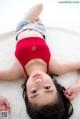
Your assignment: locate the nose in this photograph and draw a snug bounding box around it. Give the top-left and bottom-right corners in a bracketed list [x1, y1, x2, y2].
[35, 78, 43, 83]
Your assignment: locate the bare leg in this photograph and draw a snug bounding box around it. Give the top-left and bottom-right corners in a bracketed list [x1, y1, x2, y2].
[23, 3, 43, 22]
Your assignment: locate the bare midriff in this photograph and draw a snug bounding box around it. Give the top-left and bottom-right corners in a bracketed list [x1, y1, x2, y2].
[17, 29, 43, 41]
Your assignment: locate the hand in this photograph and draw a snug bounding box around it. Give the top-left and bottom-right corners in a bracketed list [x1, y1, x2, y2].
[64, 84, 80, 100]
[0, 96, 10, 111]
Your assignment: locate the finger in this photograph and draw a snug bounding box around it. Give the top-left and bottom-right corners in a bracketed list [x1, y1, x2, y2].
[65, 89, 73, 96]
[67, 93, 75, 100]
[4, 99, 10, 107]
[4, 99, 11, 111]
[7, 108, 11, 112]
[64, 90, 74, 100]
[0, 106, 6, 111]
[64, 91, 70, 99]
[64, 90, 70, 96]
[68, 95, 75, 100]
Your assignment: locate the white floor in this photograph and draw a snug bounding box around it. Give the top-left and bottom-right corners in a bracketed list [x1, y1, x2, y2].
[0, 0, 80, 34]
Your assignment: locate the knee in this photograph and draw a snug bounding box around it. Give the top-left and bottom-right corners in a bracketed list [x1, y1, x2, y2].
[37, 3, 43, 11]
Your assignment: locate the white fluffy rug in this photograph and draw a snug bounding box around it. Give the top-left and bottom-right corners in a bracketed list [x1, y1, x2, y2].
[0, 27, 80, 119]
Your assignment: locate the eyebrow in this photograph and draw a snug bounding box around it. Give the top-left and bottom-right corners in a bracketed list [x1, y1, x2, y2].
[30, 90, 54, 98]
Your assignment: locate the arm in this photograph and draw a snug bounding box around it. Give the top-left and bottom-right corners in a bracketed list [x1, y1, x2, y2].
[0, 58, 24, 80]
[49, 57, 80, 75]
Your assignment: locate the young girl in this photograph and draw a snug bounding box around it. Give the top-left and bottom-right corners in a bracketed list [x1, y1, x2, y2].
[0, 3, 80, 119]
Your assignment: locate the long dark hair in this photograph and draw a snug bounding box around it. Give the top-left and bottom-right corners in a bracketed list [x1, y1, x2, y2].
[22, 77, 73, 119]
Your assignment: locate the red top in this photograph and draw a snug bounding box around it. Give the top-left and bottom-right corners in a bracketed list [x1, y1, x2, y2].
[15, 37, 51, 76]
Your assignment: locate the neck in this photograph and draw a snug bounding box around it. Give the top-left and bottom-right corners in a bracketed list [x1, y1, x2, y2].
[27, 64, 47, 77]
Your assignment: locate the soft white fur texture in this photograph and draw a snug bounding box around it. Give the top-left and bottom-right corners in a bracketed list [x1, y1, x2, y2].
[0, 27, 80, 119]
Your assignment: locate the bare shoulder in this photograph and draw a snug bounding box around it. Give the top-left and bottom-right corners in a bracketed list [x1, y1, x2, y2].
[49, 57, 55, 73]
[7, 57, 26, 80]
[49, 56, 61, 75]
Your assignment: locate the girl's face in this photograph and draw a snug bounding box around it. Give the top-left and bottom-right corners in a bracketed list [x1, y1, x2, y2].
[26, 70, 58, 106]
